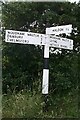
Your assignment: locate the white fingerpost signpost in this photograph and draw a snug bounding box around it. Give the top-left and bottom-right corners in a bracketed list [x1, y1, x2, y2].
[5, 24, 73, 95]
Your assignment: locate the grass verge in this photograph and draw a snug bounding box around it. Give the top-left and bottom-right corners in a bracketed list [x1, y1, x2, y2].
[2, 88, 78, 118]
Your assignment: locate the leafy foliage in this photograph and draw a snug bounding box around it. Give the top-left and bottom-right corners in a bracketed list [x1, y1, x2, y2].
[2, 88, 78, 118]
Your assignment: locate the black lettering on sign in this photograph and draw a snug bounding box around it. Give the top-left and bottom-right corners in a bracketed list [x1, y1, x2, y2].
[19, 32, 25, 35]
[60, 45, 67, 48]
[16, 39, 23, 42]
[50, 40, 57, 43]
[50, 36, 60, 40]
[16, 39, 19, 42]
[8, 31, 25, 35]
[7, 39, 9, 41]
[8, 34, 23, 39]
[8, 31, 11, 34]
[66, 28, 69, 31]
[55, 37, 60, 40]
[62, 38, 66, 41]
[50, 43, 59, 47]
[52, 29, 57, 32]
[27, 33, 39, 37]
[9, 39, 14, 41]
[52, 28, 63, 32]
[24, 40, 29, 44]
[58, 28, 63, 31]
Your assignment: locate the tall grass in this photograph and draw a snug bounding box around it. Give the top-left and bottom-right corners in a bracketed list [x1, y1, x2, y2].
[2, 88, 78, 118]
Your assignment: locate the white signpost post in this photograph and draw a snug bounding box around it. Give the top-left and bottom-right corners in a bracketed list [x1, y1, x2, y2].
[5, 24, 73, 95]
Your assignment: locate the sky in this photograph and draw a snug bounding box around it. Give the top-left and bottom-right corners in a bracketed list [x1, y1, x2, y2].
[1, 0, 80, 3]
[68, 0, 79, 3]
